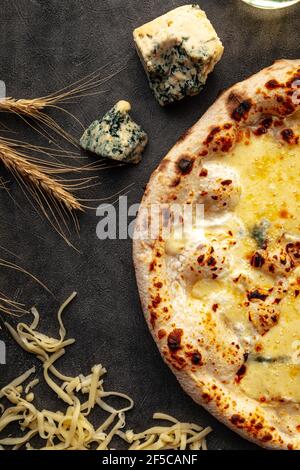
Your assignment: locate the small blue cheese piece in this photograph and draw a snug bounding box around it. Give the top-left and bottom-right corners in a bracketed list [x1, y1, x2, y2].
[133, 4, 224, 106]
[80, 101, 148, 164]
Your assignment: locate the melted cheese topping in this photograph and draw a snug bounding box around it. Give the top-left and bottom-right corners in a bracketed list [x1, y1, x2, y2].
[218, 133, 300, 401]
[225, 135, 300, 241]
[240, 362, 300, 403]
[166, 126, 300, 404]
[222, 133, 300, 401]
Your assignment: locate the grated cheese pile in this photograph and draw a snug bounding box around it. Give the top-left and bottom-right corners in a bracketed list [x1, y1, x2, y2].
[0, 293, 212, 450]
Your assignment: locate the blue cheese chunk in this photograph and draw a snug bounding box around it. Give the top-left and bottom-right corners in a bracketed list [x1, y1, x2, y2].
[133, 4, 224, 106]
[80, 101, 148, 164]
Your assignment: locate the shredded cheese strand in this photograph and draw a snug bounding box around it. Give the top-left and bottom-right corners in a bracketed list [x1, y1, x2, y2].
[25, 379, 39, 394]
[0, 293, 212, 450]
[0, 367, 35, 399]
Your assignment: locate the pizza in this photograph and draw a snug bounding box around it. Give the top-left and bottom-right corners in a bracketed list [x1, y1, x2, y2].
[133, 60, 300, 449]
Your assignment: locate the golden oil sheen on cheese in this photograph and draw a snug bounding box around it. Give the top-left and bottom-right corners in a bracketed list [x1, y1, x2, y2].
[185, 131, 300, 402]
[240, 362, 300, 402]
[220, 133, 300, 402]
[225, 134, 300, 242]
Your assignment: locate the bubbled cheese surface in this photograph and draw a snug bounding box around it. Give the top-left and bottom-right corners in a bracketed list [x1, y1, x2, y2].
[166, 121, 300, 403]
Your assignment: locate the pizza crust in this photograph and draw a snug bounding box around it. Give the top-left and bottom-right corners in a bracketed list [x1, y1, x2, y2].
[133, 60, 300, 449]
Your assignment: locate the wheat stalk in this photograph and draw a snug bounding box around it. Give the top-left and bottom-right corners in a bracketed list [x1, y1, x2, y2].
[0, 141, 82, 212]
[0, 139, 85, 246]
[0, 97, 79, 146]
[0, 137, 130, 246]
[0, 58, 129, 146]
[0, 251, 52, 316]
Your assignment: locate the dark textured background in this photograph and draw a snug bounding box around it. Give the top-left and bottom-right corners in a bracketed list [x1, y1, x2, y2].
[0, 0, 299, 451]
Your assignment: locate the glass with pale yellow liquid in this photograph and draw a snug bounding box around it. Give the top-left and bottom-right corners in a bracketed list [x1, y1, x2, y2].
[242, 0, 299, 8]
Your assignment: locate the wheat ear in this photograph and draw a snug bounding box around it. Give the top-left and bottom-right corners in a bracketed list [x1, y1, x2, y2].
[0, 140, 84, 246]
[0, 98, 79, 146]
[0, 141, 82, 212]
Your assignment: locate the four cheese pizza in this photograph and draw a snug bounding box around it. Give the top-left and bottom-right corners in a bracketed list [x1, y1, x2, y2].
[134, 60, 300, 449]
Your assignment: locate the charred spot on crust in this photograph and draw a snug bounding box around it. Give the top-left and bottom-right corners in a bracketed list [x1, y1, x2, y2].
[172, 355, 187, 369]
[154, 281, 163, 289]
[227, 91, 243, 105]
[286, 72, 300, 88]
[247, 290, 268, 301]
[230, 414, 245, 426]
[202, 124, 234, 153]
[197, 254, 205, 265]
[186, 350, 203, 366]
[176, 156, 194, 175]
[157, 329, 166, 340]
[281, 128, 299, 145]
[265, 79, 281, 90]
[279, 209, 289, 219]
[221, 179, 232, 186]
[260, 72, 299, 118]
[191, 351, 202, 365]
[287, 241, 300, 252]
[167, 328, 183, 352]
[231, 100, 252, 122]
[286, 241, 300, 260]
[203, 126, 221, 146]
[150, 311, 157, 328]
[199, 168, 208, 177]
[261, 116, 273, 128]
[207, 256, 217, 267]
[277, 97, 295, 116]
[255, 422, 263, 431]
[149, 260, 156, 271]
[251, 252, 265, 268]
[254, 117, 273, 136]
[268, 264, 275, 273]
[152, 294, 162, 308]
[219, 136, 233, 152]
[262, 434, 272, 443]
[169, 176, 181, 187]
[202, 393, 212, 402]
